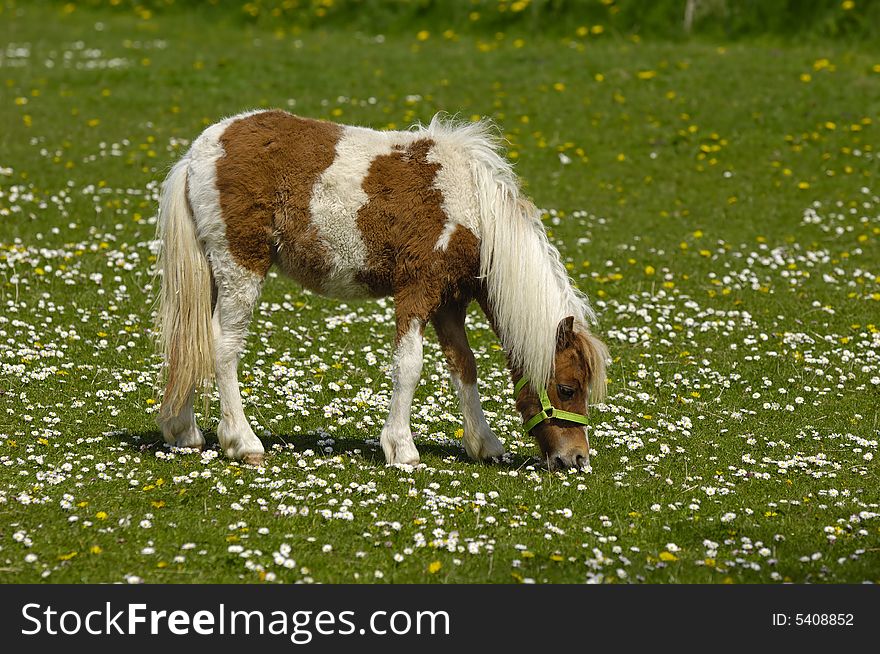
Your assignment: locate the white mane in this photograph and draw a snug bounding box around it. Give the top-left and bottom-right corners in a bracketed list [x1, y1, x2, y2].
[419, 114, 597, 389]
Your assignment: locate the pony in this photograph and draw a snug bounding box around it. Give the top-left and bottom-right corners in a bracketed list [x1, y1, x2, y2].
[155, 110, 608, 470]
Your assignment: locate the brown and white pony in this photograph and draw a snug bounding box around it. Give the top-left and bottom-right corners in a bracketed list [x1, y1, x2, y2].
[155, 110, 607, 470]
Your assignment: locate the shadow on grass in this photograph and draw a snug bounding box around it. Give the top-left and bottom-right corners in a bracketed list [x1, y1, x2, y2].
[111, 428, 537, 470]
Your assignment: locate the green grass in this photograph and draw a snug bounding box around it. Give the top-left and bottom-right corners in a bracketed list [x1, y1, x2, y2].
[0, 2, 878, 583]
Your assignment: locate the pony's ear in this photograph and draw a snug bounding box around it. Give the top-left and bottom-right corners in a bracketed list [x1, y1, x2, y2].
[556, 316, 575, 349]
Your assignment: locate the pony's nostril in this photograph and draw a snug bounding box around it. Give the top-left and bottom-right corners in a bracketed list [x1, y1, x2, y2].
[553, 456, 565, 470]
[575, 454, 587, 469]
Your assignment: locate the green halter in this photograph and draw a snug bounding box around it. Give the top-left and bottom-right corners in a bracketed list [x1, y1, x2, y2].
[514, 377, 589, 432]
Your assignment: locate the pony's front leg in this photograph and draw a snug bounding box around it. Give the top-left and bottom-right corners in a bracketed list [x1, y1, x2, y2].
[380, 317, 425, 466]
[431, 302, 505, 461]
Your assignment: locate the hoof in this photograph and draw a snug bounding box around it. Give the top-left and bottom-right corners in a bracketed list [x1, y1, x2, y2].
[380, 428, 421, 467]
[242, 453, 265, 467]
[160, 420, 205, 449]
[388, 455, 421, 467]
[463, 430, 506, 462]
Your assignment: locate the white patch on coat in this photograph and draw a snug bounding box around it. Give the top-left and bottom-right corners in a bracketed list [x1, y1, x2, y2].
[433, 220, 458, 251]
[426, 135, 482, 251]
[309, 125, 420, 298]
[380, 319, 424, 466]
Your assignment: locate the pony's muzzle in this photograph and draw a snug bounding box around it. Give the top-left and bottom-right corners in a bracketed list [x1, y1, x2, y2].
[548, 442, 590, 471]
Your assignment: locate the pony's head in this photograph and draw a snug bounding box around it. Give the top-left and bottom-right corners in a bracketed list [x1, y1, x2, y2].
[514, 316, 607, 470]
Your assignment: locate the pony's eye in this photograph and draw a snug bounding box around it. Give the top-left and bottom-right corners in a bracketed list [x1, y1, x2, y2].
[556, 385, 575, 400]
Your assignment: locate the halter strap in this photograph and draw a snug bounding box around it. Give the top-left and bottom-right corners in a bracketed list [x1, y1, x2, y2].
[513, 377, 589, 432]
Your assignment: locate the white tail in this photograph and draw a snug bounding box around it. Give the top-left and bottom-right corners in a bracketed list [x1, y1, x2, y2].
[155, 157, 215, 419]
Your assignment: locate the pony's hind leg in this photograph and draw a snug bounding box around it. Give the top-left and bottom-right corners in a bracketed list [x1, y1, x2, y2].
[431, 302, 505, 461]
[159, 388, 205, 449]
[212, 268, 266, 465]
[380, 316, 425, 466]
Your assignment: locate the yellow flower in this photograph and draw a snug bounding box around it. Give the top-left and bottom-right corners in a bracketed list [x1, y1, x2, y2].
[553, 82, 566, 92]
[428, 561, 442, 574]
[96, 511, 108, 520]
[659, 551, 678, 562]
[416, 30, 430, 41]
[841, 1, 855, 10]
[644, 265, 655, 275]
[90, 545, 102, 554]
[637, 70, 657, 80]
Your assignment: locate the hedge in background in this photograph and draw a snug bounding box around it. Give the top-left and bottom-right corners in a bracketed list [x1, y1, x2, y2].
[19, 0, 880, 40]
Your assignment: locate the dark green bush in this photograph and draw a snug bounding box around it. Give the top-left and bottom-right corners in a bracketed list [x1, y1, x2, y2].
[27, 0, 880, 40]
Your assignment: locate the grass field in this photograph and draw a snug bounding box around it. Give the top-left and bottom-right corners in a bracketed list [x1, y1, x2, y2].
[1, 1, 879, 583]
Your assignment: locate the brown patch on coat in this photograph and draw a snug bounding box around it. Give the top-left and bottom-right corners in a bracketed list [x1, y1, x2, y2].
[355, 138, 482, 340]
[215, 111, 341, 282]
